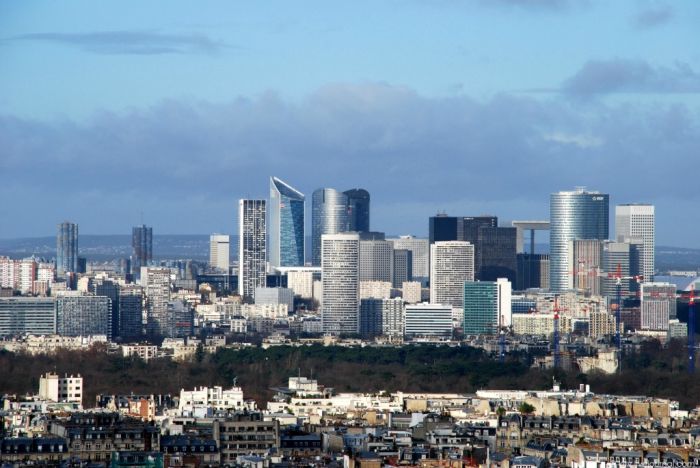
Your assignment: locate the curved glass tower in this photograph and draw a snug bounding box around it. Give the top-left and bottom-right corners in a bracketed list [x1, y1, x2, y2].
[344, 188, 370, 232]
[312, 188, 349, 266]
[269, 177, 305, 268]
[550, 188, 609, 292]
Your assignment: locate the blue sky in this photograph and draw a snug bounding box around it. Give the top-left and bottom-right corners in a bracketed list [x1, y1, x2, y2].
[1, 1, 699, 245]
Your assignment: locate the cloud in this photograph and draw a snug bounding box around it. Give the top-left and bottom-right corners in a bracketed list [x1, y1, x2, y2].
[0, 83, 698, 245]
[562, 59, 700, 95]
[10, 30, 226, 55]
[633, 4, 673, 29]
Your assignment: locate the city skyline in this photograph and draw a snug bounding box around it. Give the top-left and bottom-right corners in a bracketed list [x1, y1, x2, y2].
[1, 2, 699, 246]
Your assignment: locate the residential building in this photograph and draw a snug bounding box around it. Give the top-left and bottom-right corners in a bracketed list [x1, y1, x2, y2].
[213, 412, 280, 463]
[550, 188, 609, 292]
[321, 233, 360, 335]
[269, 177, 305, 268]
[239, 199, 267, 300]
[56, 295, 112, 339]
[143, 267, 171, 338]
[641, 282, 676, 331]
[0, 297, 56, 336]
[38, 373, 83, 404]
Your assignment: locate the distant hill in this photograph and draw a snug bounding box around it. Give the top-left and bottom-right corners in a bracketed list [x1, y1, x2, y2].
[0, 236, 698, 273]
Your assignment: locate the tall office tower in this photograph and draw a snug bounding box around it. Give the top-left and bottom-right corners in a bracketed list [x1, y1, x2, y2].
[550, 188, 609, 292]
[118, 284, 143, 341]
[143, 267, 171, 337]
[56, 222, 79, 277]
[359, 297, 403, 338]
[516, 254, 549, 290]
[209, 234, 230, 272]
[429, 214, 459, 244]
[359, 238, 394, 283]
[321, 233, 360, 334]
[601, 241, 631, 299]
[641, 282, 676, 331]
[569, 239, 603, 295]
[91, 276, 120, 339]
[462, 216, 498, 244]
[476, 226, 517, 282]
[393, 249, 413, 288]
[312, 188, 349, 266]
[131, 224, 153, 274]
[463, 279, 512, 335]
[238, 199, 267, 300]
[0, 297, 56, 336]
[429, 241, 474, 308]
[344, 188, 370, 233]
[269, 177, 305, 268]
[56, 295, 112, 339]
[404, 303, 453, 338]
[388, 236, 429, 280]
[616, 204, 655, 282]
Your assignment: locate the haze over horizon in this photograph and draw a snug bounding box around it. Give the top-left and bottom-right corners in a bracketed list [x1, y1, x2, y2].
[2, 1, 699, 246]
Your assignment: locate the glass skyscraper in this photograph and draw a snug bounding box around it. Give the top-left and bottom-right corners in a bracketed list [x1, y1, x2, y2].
[56, 221, 78, 277]
[132, 224, 153, 274]
[344, 188, 370, 233]
[312, 188, 349, 266]
[269, 177, 305, 268]
[549, 188, 609, 292]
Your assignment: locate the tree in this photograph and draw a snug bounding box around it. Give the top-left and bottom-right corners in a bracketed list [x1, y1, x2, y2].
[496, 406, 506, 417]
[518, 402, 535, 415]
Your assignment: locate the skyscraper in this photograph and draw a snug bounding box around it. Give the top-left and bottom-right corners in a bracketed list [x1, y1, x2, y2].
[56, 222, 78, 277]
[429, 241, 474, 308]
[269, 177, 305, 268]
[388, 236, 429, 280]
[616, 204, 655, 282]
[321, 233, 360, 335]
[550, 188, 609, 292]
[143, 267, 171, 338]
[238, 199, 267, 300]
[131, 225, 153, 274]
[393, 249, 413, 288]
[209, 234, 230, 272]
[359, 238, 394, 283]
[476, 226, 517, 282]
[641, 282, 676, 331]
[312, 188, 349, 266]
[56, 295, 112, 339]
[463, 279, 512, 335]
[429, 214, 459, 244]
[344, 188, 370, 233]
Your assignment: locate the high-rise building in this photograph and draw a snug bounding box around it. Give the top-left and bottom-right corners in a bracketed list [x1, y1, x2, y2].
[550, 188, 609, 292]
[388, 236, 429, 280]
[476, 226, 517, 282]
[393, 249, 413, 288]
[0, 257, 37, 294]
[91, 276, 120, 339]
[601, 241, 631, 299]
[321, 233, 360, 335]
[56, 295, 112, 339]
[344, 188, 370, 233]
[359, 239, 394, 283]
[402, 281, 422, 304]
[119, 284, 143, 341]
[312, 188, 349, 266]
[641, 282, 676, 331]
[56, 222, 79, 277]
[569, 239, 603, 295]
[0, 297, 56, 336]
[143, 267, 171, 338]
[210, 234, 230, 272]
[269, 177, 305, 268]
[239, 199, 267, 300]
[516, 254, 549, 290]
[429, 241, 474, 308]
[254, 287, 294, 312]
[429, 214, 459, 244]
[616, 204, 655, 282]
[359, 298, 403, 338]
[404, 303, 453, 339]
[131, 224, 153, 274]
[463, 278, 512, 335]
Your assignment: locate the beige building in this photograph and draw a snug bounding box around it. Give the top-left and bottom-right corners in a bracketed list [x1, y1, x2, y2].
[38, 373, 83, 404]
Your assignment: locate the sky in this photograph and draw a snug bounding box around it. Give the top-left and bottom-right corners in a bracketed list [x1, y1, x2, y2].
[1, 1, 699, 245]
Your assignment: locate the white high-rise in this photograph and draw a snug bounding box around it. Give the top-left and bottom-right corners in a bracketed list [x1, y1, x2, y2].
[239, 199, 266, 300]
[429, 241, 474, 308]
[616, 204, 655, 282]
[209, 234, 230, 273]
[321, 233, 360, 334]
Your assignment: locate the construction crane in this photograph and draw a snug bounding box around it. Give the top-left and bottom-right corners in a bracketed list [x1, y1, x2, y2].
[552, 295, 567, 369]
[606, 264, 643, 350]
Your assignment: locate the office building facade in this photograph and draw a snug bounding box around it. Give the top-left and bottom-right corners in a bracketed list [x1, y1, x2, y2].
[56, 222, 79, 277]
[641, 282, 676, 331]
[516, 253, 549, 291]
[0, 297, 56, 336]
[269, 177, 305, 268]
[209, 234, 230, 272]
[311, 188, 349, 266]
[359, 239, 394, 283]
[463, 278, 512, 335]
[143, 267, 171, 338]
[321, 233, 360, 335]
[404, 303, 452, 338]
[131, 224, 153, 274]
[388, 236, 429, 280]
[344, 188, 370, 233]
[239, 199, 267, 300]
[56, 295, 112, 339]
[392, 249, 413, 288]
[430, 241, 474, 308]
[550, 188, 609, 292]
[616, 204, 655, 282]
[359, 297, 403, 338]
